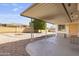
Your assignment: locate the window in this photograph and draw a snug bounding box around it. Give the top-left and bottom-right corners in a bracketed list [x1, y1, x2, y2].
[58, 25, 65, 31]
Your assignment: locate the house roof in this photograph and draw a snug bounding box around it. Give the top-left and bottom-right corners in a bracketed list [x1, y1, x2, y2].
[21, 3, 78, 24]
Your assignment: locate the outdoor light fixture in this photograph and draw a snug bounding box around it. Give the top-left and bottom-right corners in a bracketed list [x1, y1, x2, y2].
[70, 11, 79, 20]
[68, 3, 71, 7]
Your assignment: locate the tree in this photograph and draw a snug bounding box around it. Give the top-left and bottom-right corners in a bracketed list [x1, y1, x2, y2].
[30, 19, 46, 33]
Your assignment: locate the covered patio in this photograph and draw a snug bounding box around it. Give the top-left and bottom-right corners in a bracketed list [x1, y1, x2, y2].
[21, 3, 79, 56]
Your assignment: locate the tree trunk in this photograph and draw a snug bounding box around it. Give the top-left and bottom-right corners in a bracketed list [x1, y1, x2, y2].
[34, 30, 39, 33]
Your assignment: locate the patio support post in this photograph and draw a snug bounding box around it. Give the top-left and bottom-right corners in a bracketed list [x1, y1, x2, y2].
[55, 25, 58, 37]
[45, 25, 47, 39]
[30, 18, 34, 41]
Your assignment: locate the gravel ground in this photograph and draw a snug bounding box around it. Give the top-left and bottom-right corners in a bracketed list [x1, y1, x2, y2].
[0, 34, 53, 56]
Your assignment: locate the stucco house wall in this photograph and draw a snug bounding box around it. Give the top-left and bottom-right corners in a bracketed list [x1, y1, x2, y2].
[0, 25, 31, 33]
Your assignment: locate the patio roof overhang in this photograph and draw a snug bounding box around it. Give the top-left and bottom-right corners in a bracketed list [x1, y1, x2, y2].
[21, 3, 77, 24]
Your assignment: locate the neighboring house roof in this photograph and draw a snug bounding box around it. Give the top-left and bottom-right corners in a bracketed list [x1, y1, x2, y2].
[0, 23, 30, 27]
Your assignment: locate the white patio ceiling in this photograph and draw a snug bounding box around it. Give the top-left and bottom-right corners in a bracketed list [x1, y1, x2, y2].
[21, 3, 78, 24]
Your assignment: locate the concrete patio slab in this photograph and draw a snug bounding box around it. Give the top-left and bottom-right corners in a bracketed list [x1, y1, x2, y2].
[26, 36, 79, 56]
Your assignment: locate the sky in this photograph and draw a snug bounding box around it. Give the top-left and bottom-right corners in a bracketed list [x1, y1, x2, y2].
[0, 3, 54, 28]
[0, 3, 32, 25]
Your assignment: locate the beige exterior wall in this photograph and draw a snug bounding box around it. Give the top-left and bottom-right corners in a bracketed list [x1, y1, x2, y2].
[55, 23, 79, 37]
[68, 23, 78, 36]
[0, 26, 31, 33]
[66, 23, 79, 37]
